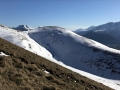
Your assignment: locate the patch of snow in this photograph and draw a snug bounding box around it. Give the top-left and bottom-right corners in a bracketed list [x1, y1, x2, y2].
[44, 70, 50, 74]
[0, 52, 9, 56]
[94, 30, 106, 32]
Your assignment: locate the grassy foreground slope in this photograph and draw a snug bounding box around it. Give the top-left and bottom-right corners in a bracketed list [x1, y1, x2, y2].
[0, 38, 112, 90]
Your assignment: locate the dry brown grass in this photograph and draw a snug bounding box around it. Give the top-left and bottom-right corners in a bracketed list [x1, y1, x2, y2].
[0, 38, 113, 90]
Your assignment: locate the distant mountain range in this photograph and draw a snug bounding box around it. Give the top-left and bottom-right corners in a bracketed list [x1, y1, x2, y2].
[75, 26, 95, 33]
[74, 22, 120, 49]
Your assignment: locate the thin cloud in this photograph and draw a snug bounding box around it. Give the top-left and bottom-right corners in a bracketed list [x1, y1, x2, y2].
[63, 25, 88, 31]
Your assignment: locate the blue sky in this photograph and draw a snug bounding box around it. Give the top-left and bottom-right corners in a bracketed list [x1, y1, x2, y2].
[0, 0, 120, 30]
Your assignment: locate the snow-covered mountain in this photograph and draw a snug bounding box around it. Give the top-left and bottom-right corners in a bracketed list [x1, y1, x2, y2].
[75, 22, 120, 40]
[1, 24, 120, 89]
[89, 22, 120, 40]
[81, 30, 120, 49]
[0, 24, 55, 61]
[12, 25, 33, 31]
[28, 26, 120, 80]
[74, 22, 120, 49]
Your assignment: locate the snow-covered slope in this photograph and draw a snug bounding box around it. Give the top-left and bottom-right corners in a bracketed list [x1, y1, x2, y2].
[12, 25, 33, 31]
[28, 26, 120, 80]
[0, 25, 55, 61]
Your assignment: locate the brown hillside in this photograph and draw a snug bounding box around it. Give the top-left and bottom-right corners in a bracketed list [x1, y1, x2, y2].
[0, 38, 113, 90]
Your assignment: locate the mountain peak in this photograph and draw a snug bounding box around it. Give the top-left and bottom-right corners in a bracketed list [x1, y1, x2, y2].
[12, 25, 33, 31]
[86, 26, 96, 31]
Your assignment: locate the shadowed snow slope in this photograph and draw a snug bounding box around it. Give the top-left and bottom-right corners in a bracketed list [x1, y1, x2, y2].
[0, 25, 55, 61]
[28, 26, 120, 80]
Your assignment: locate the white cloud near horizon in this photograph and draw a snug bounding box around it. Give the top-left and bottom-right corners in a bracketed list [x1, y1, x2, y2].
[63, 25, 89, 31]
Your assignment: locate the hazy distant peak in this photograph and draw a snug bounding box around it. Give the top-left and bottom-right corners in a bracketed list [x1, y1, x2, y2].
[86, 26, 96, 31]
[74, 26, 96, 33]
[12, 25, 33, 31]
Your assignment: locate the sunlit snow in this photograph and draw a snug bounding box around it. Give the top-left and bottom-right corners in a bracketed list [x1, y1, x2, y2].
[0, 25, 120, 90]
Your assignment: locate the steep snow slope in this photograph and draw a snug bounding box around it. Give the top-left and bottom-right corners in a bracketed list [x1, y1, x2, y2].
[12, 25, 33, 31]
[28, 26, 120, 80]
[0, 25, 55, 61]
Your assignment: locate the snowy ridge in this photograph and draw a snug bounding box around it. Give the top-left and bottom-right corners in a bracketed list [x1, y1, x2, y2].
[0, 25, 55, 61]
